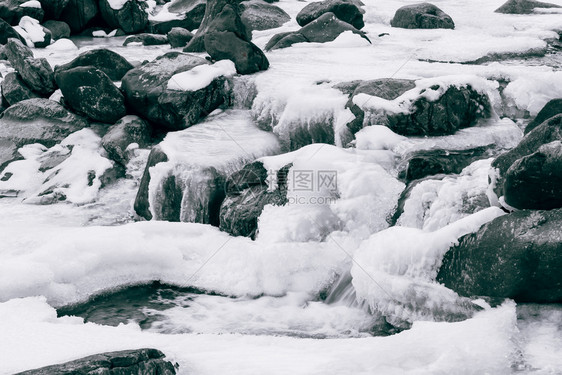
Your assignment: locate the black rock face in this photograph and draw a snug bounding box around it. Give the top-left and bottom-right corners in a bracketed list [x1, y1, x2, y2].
[391, 3, 454, 29]
[297, 0, 364, 30]
[55, 48, 134, 81]
[99, 0, 148, 34]
[525, 98, 562, 134]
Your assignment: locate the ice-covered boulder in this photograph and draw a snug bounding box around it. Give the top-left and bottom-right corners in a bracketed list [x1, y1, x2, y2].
[59, 0, 99, 33]
[240, 0, 290, 32]
[203, 5, 269, 74]
[390, 3, 454, 30]
[503, 141, 562, 210]
[55, 66, 126, 124]
[4, 38, 56, 95]
[0, 98, 87, 148]
[54, 48, 133, 81]
[42, 20, 70, 40]
[265, 12, 370, 51]
[167, 26, 193, 47]
[0, 17, 26, 44]
[296, 0, 364, 30]
[0, 0, 43, 25]
[13, 348, 176, 375]
[102, 115, 151, 166]
[121, 52, 229, 131]
[14, 15, 51, 48]
[495, 0, 561, 14]
[99, 0, 148, 34]
[0, 72, 40, 106]
[123, 32, 169, 45]
[437, 208, 562, 303]
[525, 98, 562, 134]
[147, 0, 206, 34]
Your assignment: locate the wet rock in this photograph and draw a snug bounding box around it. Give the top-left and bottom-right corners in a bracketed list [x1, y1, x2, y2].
[391, 3, 454, 29]
[265, 12, 370, 51]
[525, 98, 562, 134]
[0, 0, 43, 25]
[42, 20, 71, 40]
[134, 146, 169, 220]
[59, 0, 99, 33]
[240, 0, 290, 31]
[296, 0, 364, 30]
[148, 0, 206, 34]
[121, 51, 228, 130]
[503, 141, 562, 210]
[495, 0, 561, 14]
[55, 66, 126, 123]
[99, 0, 148, 34]
[0, 98, 88, 148]
[38, 0, 70, 19]
[437, 208, 562, 303]
[54, 48, 134, 81]
[0, 72, 40, 106]
[14, 348, 177, 375]
[184, 0, 249, 52]
[203, 5, 269, 74]
[167, 27, 193, 47]
[124, 33, 169, 46]
[0, 17, 26, 44]
[102, 115, 151, 166]
[3, 38, 56, 95]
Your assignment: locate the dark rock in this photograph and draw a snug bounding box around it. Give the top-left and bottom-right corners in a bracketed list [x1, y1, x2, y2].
[495, 0, 561, 14]
[102, 115, 151, 166]
[42, 20, 71, 40]
[184, 0, 249, 52]
[240, 0, 290, 31]
[54, 48, 133, 81]
[167, 27, 194, 47]
[265, 12, 370, 51]
[0, 17, 25, 44]
[59, 0, 99, 33]
[492, 114, 562, 198]
[0, 138, 20, 172]
[55, 66, 126, 123]
[0, 0, 43, 25]
[124, 33, 169, 46]
[0, 98, 88, 148]
[14, 348, 176, 375]
[437, 209, 562, 303]
[134, 146, 169, 220]
[296, 0, 364, 30]
[391, 3, 454, 29]
[503, 141, 562, 210]
[219, 162, 289, 238]
[121, 51, 228, 130]
[99, 0, 148, 34]
[525, 98, 562, 134]
[38, 0, 70, 19]
[0, 72, 40, 106]
[203, 5, 269, 74]
[147, 0, 205, 34]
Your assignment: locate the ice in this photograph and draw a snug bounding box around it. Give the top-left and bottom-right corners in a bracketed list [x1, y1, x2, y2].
[148, 2, 183, 22]
[167, 60, 237, 91]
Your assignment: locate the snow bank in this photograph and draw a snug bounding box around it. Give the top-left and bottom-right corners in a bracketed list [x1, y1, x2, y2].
[15, 16, 47, 47]
[167, 60, 237, 92]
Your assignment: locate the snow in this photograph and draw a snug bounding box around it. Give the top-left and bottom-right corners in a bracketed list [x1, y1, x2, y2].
[45, 38, 78, 51]
[107, 0, 129, 11]
[148, 2, 184, 22]
[15, 16, 46, 47]
[167, 60, 237, 91]
[20, 0, 41, 8]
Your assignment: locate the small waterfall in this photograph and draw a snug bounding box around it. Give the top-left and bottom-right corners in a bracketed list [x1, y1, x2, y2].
[325, 271, 368, 310]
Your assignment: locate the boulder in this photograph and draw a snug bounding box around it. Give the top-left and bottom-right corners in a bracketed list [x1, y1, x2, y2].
[0, 71, 40, 106]
[0, 0, 43, 25]
[99, 0, 148, 34]
[4, 38, 56, 95]
[0, 138, 20, 173]
[296, 0, 364, 30]
[219, 162, 289, 238]
[147, 0, 206, 34]
[42, 20, 71, 40]
[503, 141, 562, 210]
[0, 17, 25, 44]
[495, 0, 561, 14]
[59, 0, 99, 33]
[134, 146, 169, 220]
[121, 52, 228, 130]
[525, 98, 562, 134]
[14, 348, 176, 375]
[492, 114, 562, 198]
[265, 12, 370, 51]
[167, 27, 194, 47]
[102, 115, 151, 166]
[37, 0, 70, 19]
[240, 0, 290, 31]
[184, 0, 249, 52]
[203, 5, 269, 74]
[55, 66, 126, 123]
[124, 33, 169, 46]
[437, 209, 562, 303]
[54, 48, 134, 81]
[390, 3, 454, 29]
[0, 98, 88, 148]
[16, 15, 51, 48]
